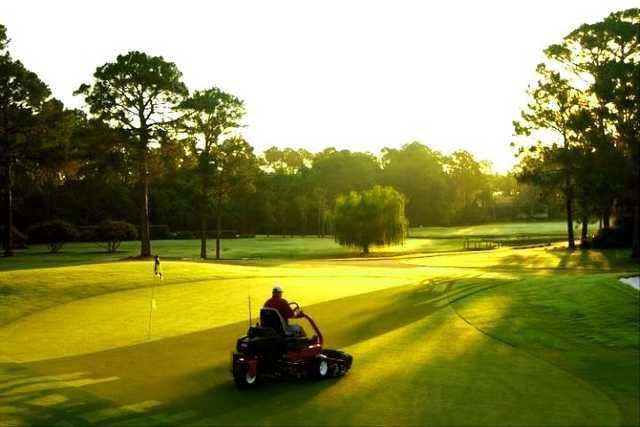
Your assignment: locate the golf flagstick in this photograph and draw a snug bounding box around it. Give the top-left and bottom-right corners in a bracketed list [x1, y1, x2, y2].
[247, 281, 252, 328]
[147, 281, 156, 340]
[147, 256, 162, 340]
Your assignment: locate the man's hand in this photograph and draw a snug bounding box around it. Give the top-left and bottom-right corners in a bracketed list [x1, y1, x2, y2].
[296, 310, 304, 318]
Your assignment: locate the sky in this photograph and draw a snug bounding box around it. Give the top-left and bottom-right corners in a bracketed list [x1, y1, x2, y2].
[3, 0, 637, 173]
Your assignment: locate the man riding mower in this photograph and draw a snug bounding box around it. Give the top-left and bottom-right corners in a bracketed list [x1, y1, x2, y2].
[231, 286, 353, 387]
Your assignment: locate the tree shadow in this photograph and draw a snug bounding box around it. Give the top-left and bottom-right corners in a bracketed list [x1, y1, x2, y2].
[1, 277, 511, 425]
[3, 273, 636, 425]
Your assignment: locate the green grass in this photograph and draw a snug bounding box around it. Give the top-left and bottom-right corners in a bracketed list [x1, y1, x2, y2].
[0, 222, 576, 272]
[0, 228, 638, 426]
[409, 220, 573, 238]
[0, 237, 465, 271]
[451, 274, 640, 424]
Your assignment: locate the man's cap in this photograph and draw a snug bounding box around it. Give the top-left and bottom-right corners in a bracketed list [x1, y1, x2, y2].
[272, 285, 283, 293]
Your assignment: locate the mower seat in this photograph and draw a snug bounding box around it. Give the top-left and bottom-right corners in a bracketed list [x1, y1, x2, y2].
[260, 308, 304, 338]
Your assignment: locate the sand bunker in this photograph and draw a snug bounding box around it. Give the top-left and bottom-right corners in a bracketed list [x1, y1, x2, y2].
[620, 276, 639, 290]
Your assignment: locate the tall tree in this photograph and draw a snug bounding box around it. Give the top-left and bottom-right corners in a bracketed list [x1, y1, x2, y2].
[0, 25, 51, 256]
[0, 24, 7, 53]
[310, 149, 381, 198]
[259, 147, 316, 235]
[514, 65, 587, 249]
[76, 51, 187, 257]
[263, 147, 313, 174]
[597, 58, 640, 257]
[381, 142, 449, 226]
[179, 87, 256, 259]
[545, 8, 640, 258]
[445, 150, 491, 223]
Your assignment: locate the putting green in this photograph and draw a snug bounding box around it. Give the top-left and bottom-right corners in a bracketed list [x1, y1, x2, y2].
[0, 260, 428, 361]
[0, 246, 638, 426]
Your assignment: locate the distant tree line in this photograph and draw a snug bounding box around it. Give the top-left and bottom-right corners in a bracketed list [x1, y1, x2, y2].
[1, 18, 609, 259]
[513, 8, 639, 258]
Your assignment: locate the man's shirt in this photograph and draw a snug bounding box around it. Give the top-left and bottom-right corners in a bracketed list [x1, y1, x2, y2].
[264, 296, 294, 319]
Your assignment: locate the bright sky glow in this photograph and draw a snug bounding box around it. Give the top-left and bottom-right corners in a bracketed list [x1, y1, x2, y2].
[3, 0, 636, 172]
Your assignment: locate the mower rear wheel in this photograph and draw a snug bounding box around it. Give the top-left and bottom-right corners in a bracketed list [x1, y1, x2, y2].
[313, 357, 329, 379]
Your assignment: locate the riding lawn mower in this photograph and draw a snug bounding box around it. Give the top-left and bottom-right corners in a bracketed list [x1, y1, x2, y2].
[231, 302, 353, 387]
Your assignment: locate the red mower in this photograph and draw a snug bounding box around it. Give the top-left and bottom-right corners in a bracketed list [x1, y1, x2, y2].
[231, 302, 353, 387]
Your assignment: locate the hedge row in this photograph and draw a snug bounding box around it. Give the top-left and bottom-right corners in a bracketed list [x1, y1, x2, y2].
[9, 220, 255, 253]
[27, 220, 138, 253]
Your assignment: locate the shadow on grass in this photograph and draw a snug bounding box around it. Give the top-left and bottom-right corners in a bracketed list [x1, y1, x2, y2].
[3, 273, 637, 425]
[410, 247, 637, 273]
[448, 269, 640, 426]
[0, 362, 168, 426]
[1, 279, 497, 425]
[0, 249, 126, 272]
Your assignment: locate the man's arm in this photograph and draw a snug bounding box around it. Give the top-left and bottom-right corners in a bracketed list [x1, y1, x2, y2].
[279, 299, 295, 319]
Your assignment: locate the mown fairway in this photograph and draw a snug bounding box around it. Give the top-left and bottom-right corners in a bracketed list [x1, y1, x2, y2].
[2, 236, 464, 272]
[0, 233, 638, 426]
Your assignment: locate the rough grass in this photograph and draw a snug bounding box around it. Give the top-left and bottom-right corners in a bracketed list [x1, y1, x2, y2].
[0, 231, 638, 426]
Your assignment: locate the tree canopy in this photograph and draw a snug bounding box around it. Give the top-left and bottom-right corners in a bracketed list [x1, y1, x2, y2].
[333, 185, 407, 254]
[75, 51, 188, 257]
[2, 10, 637, 259]
[514, 8, 639, 256]
[0, 28, 52, 256]
[179, 87, 256, 259]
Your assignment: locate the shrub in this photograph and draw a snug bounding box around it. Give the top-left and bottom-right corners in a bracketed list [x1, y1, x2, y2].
[150, 224, 170, 240]
[220, 229, 239, 239]
[0, 226, 28, 249]
[592, 226, 632, 249]
[96, 220, 138, 253]
[77, 226, 99, 242]
[27, 220, 78, 253]
[205, 229, 239, 239]
[171, 230, 195, 240]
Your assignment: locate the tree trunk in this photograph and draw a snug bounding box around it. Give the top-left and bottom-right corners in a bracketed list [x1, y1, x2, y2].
[632, 199, 639, 260]
[140, 167, 151, 257]
[3, 160, 13, 257]
[565, 190, 576, 250]
[200, 212, 207, 259]
[580, 215, 589, 248]
[603, 208, 611, 230]
[138, 108, 151, 258]
[215, 209, 222, 260]
[632, 149, 640, 260]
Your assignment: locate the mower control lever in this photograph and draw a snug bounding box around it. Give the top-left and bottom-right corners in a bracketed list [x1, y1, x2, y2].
[289, 302, 303, 317]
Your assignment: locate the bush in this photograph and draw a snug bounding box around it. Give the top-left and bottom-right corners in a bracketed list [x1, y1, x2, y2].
[27, 220, 78, 253]
[150, 224, 170, 240]
[205, 229, 239, 239]
[592, 226, 632, 249]
[171, 230, 195, 240]
[96, 220, 138, 253]
[219, 229, 239, 239]
[0, 226, 28, 249]
[77, 226, 99, 242]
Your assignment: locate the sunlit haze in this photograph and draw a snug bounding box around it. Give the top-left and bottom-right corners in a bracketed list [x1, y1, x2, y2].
[3, 0, 636, 172]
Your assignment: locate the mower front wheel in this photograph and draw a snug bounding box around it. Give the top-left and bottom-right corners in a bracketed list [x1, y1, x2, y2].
[234, 362, 259, 388]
